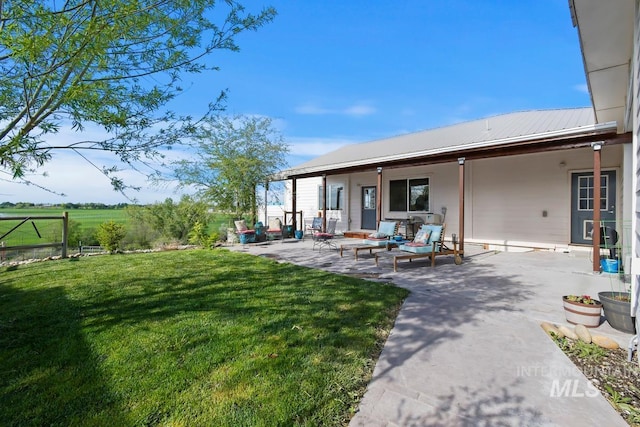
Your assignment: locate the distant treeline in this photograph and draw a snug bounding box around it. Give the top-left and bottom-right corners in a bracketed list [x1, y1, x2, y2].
[0, 202, 133, 209]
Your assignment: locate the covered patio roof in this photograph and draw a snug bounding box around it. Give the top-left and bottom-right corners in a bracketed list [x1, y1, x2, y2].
[280, 108, 626, 179]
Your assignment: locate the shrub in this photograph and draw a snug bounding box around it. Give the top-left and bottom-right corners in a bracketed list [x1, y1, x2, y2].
[96, 221, 126, 253]
[188, 222, 220, 248]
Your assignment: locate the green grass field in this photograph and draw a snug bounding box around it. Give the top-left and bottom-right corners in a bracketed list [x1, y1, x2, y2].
[0, 249, 408, 426]
[0, 208, 129, 247]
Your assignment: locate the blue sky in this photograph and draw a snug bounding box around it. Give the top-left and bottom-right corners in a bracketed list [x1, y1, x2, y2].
[5, 0, 591, 204]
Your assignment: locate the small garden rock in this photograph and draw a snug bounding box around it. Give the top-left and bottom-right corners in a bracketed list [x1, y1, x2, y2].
[591, 335, 620, 350]
[540, 322, 564, 338]
[574, 324, 591, 343]
[558, 325, 578, 340]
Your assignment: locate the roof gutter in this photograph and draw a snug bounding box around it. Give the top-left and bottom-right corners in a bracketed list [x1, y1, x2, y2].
[277, 121, 618, 179]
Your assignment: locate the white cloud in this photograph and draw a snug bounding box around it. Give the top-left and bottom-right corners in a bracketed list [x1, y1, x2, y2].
[343, 104, 376, 117]
[294, 102, 377, 117]
[0, 124, 191, 204]
[574, 83, 589, 94]
[0, 150, 188, 204]
[294, 104, 333, 115]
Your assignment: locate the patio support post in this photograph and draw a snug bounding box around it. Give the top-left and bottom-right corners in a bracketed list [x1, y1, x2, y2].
[322, 174, 327, 232]
[291, 178, 297, 232]
[592, 142, 602, 273]
[458, 158, 465, 254]
[376, 167, 383, 229]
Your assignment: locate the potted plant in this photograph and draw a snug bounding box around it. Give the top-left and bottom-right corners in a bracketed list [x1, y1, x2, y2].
[562, 295, 602, 328]
[598, 291, 636, 334]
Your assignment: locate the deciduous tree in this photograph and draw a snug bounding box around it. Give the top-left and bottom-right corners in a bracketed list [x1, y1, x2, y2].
[173, 115, 288, 223]
[0, 0, 276, 194]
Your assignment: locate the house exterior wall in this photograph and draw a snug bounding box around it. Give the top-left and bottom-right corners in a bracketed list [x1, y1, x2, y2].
[284, 144, 627, 250]
[632, 0, 639, 316]
[468, 146, 623, 250]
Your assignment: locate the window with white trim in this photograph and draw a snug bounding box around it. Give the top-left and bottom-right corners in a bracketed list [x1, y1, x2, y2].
[318, 184, 343, 210]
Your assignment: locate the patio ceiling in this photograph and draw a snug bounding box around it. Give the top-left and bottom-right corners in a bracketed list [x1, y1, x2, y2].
[569, 0, 634, 131]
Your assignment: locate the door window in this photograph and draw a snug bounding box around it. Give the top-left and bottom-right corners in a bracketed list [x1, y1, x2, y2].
[363, 188, 376, 209]
[577, 175, 608, 211]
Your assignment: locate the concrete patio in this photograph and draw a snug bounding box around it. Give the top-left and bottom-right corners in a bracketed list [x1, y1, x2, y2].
[228, 236, 634, 426]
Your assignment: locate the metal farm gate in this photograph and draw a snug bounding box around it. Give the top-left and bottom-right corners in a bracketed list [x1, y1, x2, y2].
[0, 212, 69, 262]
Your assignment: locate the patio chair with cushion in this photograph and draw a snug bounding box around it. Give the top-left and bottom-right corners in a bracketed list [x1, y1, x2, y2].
[375, 223, 462, 271]
[339, 220, 400, 260]
[265, 217, 283, 241]
[234, 220, 256, 244]
[306, 217, 323, 240]
[312, 218, 338, 251]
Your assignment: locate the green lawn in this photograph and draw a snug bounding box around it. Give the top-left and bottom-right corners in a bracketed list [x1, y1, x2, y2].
[0, 249, 408, 426]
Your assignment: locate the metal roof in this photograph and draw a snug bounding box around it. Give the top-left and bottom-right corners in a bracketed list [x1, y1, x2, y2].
[281, 108, 618, 178]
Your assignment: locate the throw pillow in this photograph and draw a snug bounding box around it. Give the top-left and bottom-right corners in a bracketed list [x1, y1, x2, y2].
[413, 228, 431, 245]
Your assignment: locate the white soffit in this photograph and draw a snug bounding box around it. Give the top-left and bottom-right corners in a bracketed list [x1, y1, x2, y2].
[571, 0, 634, 130]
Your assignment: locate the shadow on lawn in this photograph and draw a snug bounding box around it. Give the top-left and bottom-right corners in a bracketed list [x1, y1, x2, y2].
[0, 284, 129, 426]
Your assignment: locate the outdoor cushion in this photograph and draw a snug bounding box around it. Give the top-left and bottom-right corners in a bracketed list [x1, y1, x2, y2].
[413, 228, 431, 245]
[235, 220, 248, 232]
[377, 221, 397, 237]
[422, 224, 443, 244]
[315, 232, 334, 239]
[235, 220, 255, 235]
[399, 242, 435, 254]
[268, 217, 282, 232]
[363, 239, 389, 246]
[368, 231, 387, 239]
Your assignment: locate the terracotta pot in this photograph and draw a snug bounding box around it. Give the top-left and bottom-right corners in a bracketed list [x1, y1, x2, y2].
[562, 296, 602, 328]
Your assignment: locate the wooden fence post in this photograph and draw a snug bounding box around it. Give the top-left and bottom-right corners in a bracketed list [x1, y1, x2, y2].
[62, 211, 69, 258]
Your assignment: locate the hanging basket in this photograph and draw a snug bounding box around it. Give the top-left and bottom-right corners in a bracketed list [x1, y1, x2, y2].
[562, 296, 602, 328]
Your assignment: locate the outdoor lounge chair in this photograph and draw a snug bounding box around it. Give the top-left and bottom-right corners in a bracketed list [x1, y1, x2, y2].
[339, 220, 400, 260]
[375, 223, 462, 271]
[312, 218, 338, 251]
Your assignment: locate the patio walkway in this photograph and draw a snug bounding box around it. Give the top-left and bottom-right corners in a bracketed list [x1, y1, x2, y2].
[228, 237, 632, 426]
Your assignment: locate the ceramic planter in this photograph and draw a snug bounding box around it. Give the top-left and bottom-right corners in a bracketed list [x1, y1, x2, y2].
[562, 296, 602, 328]
[598, 291, 636, 334]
